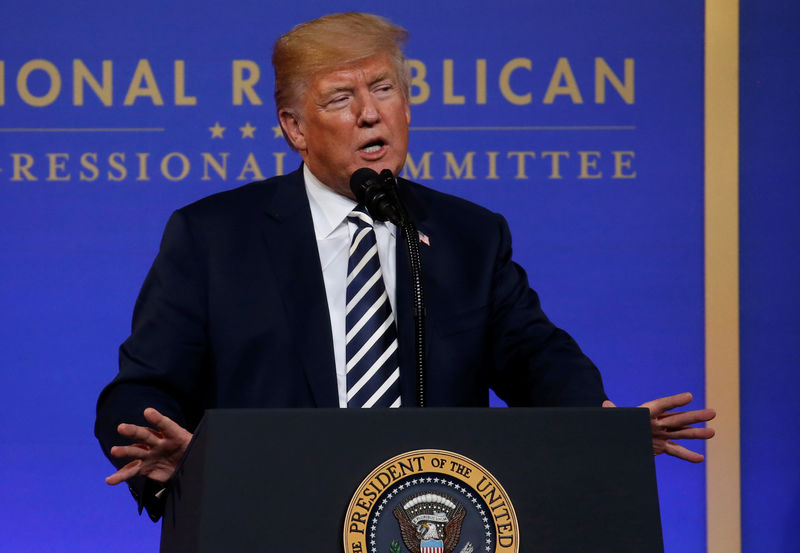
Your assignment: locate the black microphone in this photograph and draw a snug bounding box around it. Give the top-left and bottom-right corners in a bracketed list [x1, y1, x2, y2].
[349, 168, 408, 226]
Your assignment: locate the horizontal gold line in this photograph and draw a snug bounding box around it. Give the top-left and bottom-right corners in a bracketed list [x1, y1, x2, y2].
[0, 126, 633, 133]
[409, 125, 636, 131]
[0, 128, 165, 133]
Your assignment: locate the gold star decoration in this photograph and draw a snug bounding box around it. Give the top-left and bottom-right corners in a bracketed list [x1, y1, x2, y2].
[209, 122, 225, 139]
[272, 125, 284, 138]
[239, 122, 256, 139]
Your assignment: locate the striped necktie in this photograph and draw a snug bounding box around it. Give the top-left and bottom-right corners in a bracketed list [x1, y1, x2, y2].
[345, 205, 401, 408]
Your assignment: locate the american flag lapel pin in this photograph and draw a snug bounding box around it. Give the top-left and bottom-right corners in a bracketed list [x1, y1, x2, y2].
[418, 230, 431, 246]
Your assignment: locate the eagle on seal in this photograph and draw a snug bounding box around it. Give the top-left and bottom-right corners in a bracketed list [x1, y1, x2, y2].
[392, 492, 467, 553]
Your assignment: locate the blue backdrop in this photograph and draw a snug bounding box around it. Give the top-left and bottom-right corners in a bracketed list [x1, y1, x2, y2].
[740, 1, 800, 552]
[0, 1, 795, 552]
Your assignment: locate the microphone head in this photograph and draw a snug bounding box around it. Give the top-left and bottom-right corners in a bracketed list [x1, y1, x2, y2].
[379, 168, 397, 185]
[349, 168, 381, 205]
[350, 167, 407, 225]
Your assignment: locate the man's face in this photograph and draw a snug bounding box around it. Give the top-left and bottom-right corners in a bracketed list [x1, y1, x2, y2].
[280, 54, 411, 198]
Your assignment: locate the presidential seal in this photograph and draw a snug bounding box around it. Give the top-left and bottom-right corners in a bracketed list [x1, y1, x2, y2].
[344, 449, 519, 553]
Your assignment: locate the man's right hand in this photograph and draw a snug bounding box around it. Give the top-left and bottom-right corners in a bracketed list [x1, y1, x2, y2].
[105, 407, 193, 485]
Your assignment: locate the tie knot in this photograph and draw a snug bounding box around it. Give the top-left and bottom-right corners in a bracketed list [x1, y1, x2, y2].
[348, 205, 374, 228]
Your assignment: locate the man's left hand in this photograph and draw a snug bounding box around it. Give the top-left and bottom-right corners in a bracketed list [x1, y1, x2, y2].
[603, 392, 716, 463]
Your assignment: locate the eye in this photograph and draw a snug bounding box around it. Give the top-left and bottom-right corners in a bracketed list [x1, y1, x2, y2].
[325, 95, 350, 108]
[373, 83, 395, 96]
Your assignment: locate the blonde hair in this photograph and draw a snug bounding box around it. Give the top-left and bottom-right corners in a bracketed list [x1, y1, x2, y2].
[272, 12, 410, 114]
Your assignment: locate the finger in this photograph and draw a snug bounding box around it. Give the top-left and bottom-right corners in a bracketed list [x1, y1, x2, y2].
[655, 426, 715, 440]
[602, 400, 617, 408]
[116, 422, 165, 447]
[143, 408, 186, 440]
[640, 392, 694, 414]
[105, 459, 142, 486]
[109, 443, 152, 460]
[657, 408, 716, 428]
[663, 440, 705, 463]
[656, 410, 690, 417]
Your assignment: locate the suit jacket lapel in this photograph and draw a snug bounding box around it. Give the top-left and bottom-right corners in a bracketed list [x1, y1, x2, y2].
[260, 168, 339, 407]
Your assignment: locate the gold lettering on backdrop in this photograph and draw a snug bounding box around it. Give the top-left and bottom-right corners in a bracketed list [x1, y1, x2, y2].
[237, 153, 264, 180]
[108, 153, 127, 181]
[136, 153, 150, 181]
[11, 154, 37, 181]
[406, 56, 635, 106]
[123, 60, 164, 106]
[443, 151, 476, 179]
[174, 60, 197, 106]
[612, 151, 637, 178]
[3, 59, 210, 106]
[578, 151, 602, 178]
[1, 150, 636, 183]
[273, 152, 286, 176]
[486, 151, 500, 179]
[540, 151, 570, 179]
[73, 60, 112, 106]
[499, 58, 532, 105]
[402, 152, 433, 180]
[80, 153, 99, 181]
[202, 152, 229, 180]
[543, 58, 583, 104]
[443, 60, 466, 105]
[161, 152, 190, 181]
[595, 58, 634, 104]
[476, 59, 488, 105]
[507, 151, 537, 179]
[0, 57, 636, 107]
[406, 59, 430, 105]
[47, 153, 70, 181]
[232, 60, 263, 106]
[17, 60, 62, 107]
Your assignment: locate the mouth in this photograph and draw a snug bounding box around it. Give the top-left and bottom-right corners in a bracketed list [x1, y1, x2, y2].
[358, 138, 387, 158]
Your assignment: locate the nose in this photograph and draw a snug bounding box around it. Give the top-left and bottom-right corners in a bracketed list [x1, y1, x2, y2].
[356, 94, 381, 127]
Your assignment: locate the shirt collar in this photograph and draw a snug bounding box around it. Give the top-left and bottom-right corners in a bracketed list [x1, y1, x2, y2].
[303, 164, 396, 239]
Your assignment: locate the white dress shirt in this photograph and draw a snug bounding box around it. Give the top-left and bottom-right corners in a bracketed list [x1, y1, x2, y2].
[303, 165, 398, 407]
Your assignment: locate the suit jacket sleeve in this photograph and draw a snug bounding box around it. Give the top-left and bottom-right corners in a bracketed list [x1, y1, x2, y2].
[95, 208, 210, 519]
[485, 213, 607, 407]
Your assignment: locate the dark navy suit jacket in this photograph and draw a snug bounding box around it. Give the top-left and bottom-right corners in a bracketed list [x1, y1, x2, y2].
[95, 167, 606, 515]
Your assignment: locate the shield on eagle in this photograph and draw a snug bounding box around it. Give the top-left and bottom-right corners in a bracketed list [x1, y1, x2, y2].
[420, 539, 444, 553]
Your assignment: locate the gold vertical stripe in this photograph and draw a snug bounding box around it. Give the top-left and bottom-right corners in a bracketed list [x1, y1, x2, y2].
[705, 1, 741, 553]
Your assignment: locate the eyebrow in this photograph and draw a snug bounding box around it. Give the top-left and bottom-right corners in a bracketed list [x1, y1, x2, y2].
[368, 72, 392, 86]
[320, 86, 352, 98]
[317, 72, 396, 101]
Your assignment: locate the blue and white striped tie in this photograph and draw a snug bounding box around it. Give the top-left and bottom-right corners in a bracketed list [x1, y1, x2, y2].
[345, 205, 401, 408]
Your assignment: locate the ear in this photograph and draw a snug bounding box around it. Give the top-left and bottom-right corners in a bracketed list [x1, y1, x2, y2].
[404, 100, 411, 126]
[278, 109, 307, 152]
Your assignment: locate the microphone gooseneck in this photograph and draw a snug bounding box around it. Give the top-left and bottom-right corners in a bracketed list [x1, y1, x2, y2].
[349, 168, 426, 407]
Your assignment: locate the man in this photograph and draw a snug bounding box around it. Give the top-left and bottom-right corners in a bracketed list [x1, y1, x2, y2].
[95, 12, 715, 520]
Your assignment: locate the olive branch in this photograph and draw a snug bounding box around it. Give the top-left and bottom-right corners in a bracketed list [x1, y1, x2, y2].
[389, 540, 402, 553]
